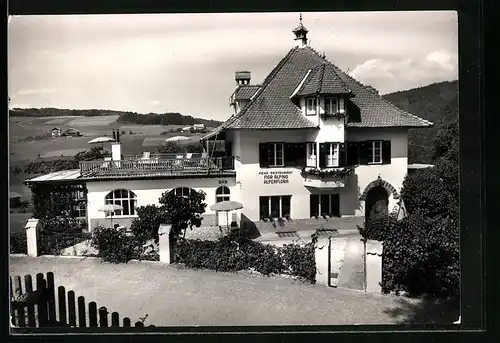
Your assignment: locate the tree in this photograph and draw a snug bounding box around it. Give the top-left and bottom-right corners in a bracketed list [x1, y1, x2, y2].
[158, 189, 207, 238]
[129, 189, 207, 242]
[381, 118, 459, 300]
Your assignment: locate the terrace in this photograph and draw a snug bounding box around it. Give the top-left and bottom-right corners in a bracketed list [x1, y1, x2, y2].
[79, 153, 235, 179]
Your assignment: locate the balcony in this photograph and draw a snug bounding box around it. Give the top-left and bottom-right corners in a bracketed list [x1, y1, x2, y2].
[301, 167, 354, 189]
[79, 156, 235, 179]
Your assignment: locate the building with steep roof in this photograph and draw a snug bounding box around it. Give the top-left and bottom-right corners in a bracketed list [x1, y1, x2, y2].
[25, 17, 431, 233]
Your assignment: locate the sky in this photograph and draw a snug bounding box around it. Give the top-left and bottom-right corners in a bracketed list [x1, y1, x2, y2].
[8, 11, 458, 122]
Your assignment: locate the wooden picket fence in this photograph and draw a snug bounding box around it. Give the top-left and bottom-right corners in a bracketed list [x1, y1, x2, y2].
[10, 272, 148, 328]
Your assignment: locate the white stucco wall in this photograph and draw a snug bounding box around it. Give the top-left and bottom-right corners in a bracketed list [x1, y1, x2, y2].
[347, 128, 408, 216]
[86, 176, 236, 231]
[235, 127, 408, 222]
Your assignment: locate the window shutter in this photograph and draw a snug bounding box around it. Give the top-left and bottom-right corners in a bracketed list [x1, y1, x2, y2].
[292, 143, 306, 167]
[225, 141, 232, 157]
[319, 143, 327, 168]
[284, 143, 295, 167]
[339, 143, 347, 167]
[359, 141, 369, 165]
[267, 143, 274, 165]
[382, 140, 392, 164]
[259, 143, 269, 168]
[347, 142, 359, 166]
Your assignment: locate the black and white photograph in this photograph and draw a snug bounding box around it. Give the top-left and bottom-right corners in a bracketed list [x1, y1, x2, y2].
[9, 11, 460, 328]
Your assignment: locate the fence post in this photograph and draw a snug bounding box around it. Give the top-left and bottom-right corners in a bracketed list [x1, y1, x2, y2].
[46, 272, 56, 322]
[58, 286, 67, 325]
[25, 219, 40, 257]
[365, 240, 383, 293]
[111, 312, 120, 327]
[12, 275, 26, 327]
[98, 306, 109, 327]
[158, 224, 172, 264]
[35, 273, 48, 326]
[68, 291, 76, 327]
[77, 296, 86, 327]
[88, 302, 98, 327]
[314, 237, 331, 287]
[24, 274, 36, 327]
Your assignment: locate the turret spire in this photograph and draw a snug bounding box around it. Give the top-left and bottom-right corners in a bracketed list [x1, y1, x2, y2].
[292, 13, 309, 48]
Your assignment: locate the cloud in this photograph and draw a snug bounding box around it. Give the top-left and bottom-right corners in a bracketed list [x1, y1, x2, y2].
[149, 100, 160, 106]
[349, 49, 458, 93]
[16, 87, 57, 96]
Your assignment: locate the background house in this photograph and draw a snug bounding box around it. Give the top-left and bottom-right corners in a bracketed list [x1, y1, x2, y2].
[63, 128, 82, 137]
[9, 192, 22, 208]
[51, 127, 61, 137]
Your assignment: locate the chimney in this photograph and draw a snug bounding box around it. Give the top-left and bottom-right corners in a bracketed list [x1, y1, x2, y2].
[111, 129, 121, 161]
[235, 71, 251, 86]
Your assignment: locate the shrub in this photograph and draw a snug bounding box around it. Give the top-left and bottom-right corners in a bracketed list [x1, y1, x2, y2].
[358, 213, 397, 242]
[382, 212, 459, 299]
[173, 237, 316, 283]
[38, 231, 92, 255]
[129, 204, 169, 242]
[91, 226, 141, 263]
[37, 217, 90, 255]
[10, 232, 27, 254]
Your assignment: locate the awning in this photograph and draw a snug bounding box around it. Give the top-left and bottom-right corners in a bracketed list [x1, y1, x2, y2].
[200, 126, 225, 141]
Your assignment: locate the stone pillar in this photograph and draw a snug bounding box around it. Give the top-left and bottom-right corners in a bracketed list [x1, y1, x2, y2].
[315, 237, 331, 286]
[158, 224, 172, 264]
[365, 240, 383, 293]
[25, 219, 40, 257]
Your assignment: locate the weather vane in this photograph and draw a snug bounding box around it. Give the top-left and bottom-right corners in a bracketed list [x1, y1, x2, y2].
[299, 13, 303, 24]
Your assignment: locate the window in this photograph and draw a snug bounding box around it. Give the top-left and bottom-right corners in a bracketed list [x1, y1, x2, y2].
[310, 194, 340, 217]
[368, 141, 382, 164]
[268, 143, 284, 167]
[305, 97, 317, 115]
[170, 187, 193, 198]
[326, 143, 340, 167]
[105, 189, 137, 216]
[259, 195, 291, 219]
[73, 201, 87, 218]
[216, 186, 230, 203]
[306, 142, 317, 167]
[325, 97, 338, 114]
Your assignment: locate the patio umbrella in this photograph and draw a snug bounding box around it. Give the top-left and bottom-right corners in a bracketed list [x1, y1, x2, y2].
[98, 204, 123, 227]
[395, 199, 407, 221]
[210, 201, 243, 234]
[88, 136, 115, 149]
[165, 135, 190, 142]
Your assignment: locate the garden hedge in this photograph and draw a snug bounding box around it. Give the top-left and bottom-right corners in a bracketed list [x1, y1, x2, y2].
[173, 236, 316, 283]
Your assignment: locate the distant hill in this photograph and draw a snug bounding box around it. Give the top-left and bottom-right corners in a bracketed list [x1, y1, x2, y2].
[9, 108, 223, 128]
[382, 80, 458, 164]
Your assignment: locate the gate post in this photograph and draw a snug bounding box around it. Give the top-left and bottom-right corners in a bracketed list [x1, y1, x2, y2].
[315, 237, 331, 287]
[25, 219, 40, 257]
[365, 240, 383, 293]
[158, 224, 173, 264]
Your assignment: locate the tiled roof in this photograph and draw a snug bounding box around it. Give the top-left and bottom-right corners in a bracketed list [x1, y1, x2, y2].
[233, 85, 260, 101]
[222, 46, 432, 130]
[295, 63, 351, 96]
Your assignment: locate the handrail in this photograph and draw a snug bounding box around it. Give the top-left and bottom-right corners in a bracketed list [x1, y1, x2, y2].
[79, 156, 235, 177]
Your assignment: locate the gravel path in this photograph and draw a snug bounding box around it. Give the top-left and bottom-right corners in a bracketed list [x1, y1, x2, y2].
[9, 255, 435, 326]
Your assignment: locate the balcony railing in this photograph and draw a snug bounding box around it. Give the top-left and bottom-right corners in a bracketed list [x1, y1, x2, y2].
[79, 156, 235, 178]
